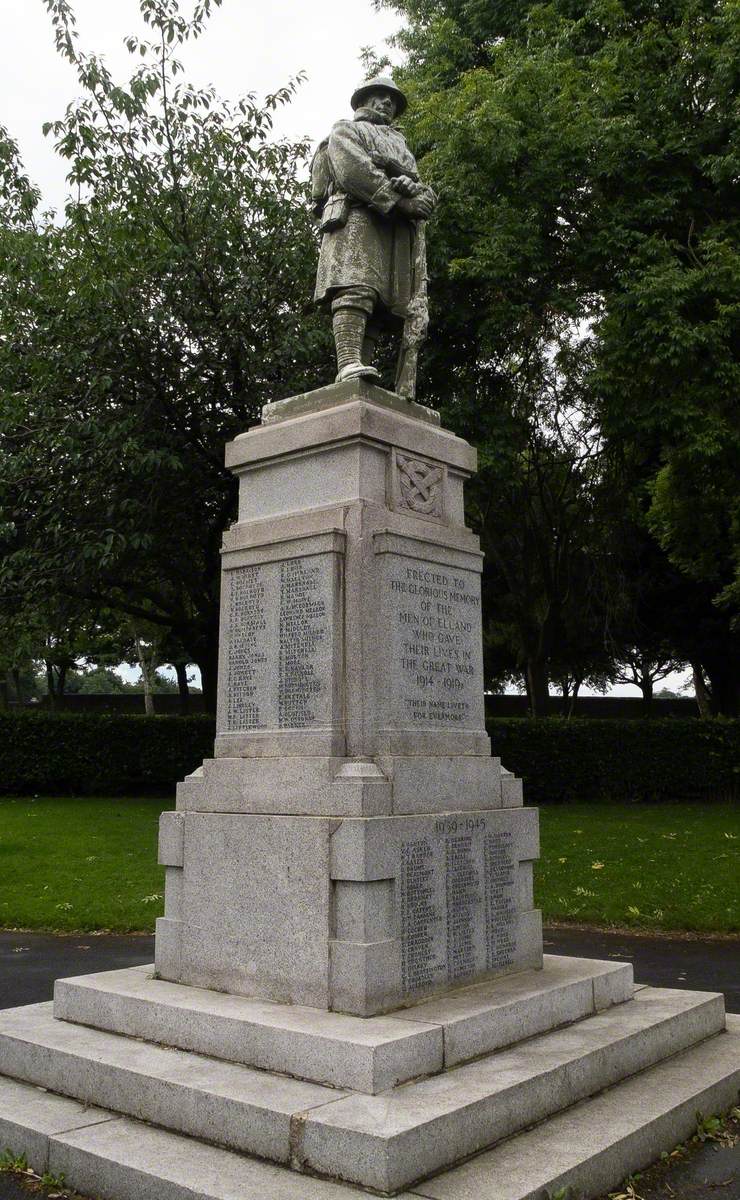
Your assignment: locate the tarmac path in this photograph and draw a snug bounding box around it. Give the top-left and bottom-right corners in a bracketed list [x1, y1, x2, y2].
[1, 925, 737, 1011]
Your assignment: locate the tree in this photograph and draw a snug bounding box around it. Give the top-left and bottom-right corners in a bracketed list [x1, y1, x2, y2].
[470, 345, 611, 715]
[379, 0, 739, 709]
[613, 648, 682, 713]
[0, 0, 333, 711]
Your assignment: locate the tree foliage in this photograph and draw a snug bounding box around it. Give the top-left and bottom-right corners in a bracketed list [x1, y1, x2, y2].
[380, 0, 740, 710]
[0, 0, 333, 709]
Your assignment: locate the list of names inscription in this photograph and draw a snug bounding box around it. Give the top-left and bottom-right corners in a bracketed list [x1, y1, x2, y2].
[398, 817, 518, 996]
[224, 554, 334, 732]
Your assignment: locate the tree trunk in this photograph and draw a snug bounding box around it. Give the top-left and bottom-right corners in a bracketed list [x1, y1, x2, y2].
[525, 658, 550, 717]
[640, 671, 654, 715]
[11, 668, 23, 704]
[134, 631, 157, 717]
[567, 678, 582, 719]
[692, 662, 713, 718]
[195, 639, 219, 716]
[175, 661, 191, 715]
[704, 660, 740, 717]
[45, 661, 56, 711]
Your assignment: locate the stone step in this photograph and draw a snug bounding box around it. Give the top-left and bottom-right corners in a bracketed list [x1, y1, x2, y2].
[0, 986, 724, 1192]
[295, 987, 726, 1192]
[0, 1076, 396, 1200]
[0, 1019, 737, 1200]
[0, 1002, 347, 1165]
[52, 954, 633, 1093]
[413, 1016, 740, 1200]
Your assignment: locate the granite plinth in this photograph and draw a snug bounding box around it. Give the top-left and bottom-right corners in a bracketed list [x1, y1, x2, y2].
[216, 382, 487, 762]
[156, 806, 541, 1015]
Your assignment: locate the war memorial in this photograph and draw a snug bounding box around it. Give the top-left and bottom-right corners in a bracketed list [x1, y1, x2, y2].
[0, 75, 737, 1200]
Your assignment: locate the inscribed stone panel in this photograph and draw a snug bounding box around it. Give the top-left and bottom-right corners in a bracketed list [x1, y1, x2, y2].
[379, 552, 485, 731]
[398, 815, 519, 997]
[223, 553, 336, 732]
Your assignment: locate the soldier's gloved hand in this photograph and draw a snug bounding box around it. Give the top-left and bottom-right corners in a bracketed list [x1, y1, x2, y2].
[395, 192, 435, 219]
[392, 175, 423, 197]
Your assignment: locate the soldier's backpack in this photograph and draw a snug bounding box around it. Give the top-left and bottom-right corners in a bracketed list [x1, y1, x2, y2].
[310, 138, 350, 232]
[310, 138, 331, 215]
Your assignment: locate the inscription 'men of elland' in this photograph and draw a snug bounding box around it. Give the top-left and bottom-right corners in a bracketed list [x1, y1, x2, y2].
[225, 555, 333, 733]
[399, 820, 518, 995]
[384, 554, 484, 729]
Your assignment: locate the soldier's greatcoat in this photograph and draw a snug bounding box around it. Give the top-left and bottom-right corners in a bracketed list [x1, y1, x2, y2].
[314, 113, 420, 320]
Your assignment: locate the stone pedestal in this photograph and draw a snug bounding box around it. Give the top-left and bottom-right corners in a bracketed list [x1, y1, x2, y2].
[154, 380, 542, 1015]
[1, 381, 737, 1200]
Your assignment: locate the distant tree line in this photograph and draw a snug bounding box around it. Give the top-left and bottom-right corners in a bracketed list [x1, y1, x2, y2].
[1, 0, 737, 716]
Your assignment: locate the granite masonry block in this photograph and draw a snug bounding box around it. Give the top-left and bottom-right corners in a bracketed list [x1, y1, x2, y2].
[177, 757, 392, 818]
[333, 879, 396, 942]
[330, 808, 539, 881]
[0, 1003, 345, 1166]
[226, 382, 476, 475]
[500, 771, 523, 807]
[163, 868, 183, 921]
[158, 812, 184, 867]
[593, 961, 635, 1010]
[53, 965, 444, 1094]
[154, 917, 182, 980]
[168, 813, 335, 1007]
[54, 968, 433, 1094]
[295, 987, 727, 1193]
[261, 378, 441, 428]
[0, 1074, 114, 1175]
[47, 1113, 418, 1200]
[395, 955, 628, 1067]
[329, 938, 403, 1017]
[376, 755, 503, 815]
[516, 862, 533, 910]
[412, 1019, 740, 1200]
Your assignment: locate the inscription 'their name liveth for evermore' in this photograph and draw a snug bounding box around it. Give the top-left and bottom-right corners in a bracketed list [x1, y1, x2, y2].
[384, 555, 484, 729]
[225, 556, 333, 732]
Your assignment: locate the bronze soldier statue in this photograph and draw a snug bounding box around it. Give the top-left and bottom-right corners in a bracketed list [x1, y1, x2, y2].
[312, 75, 436, 399]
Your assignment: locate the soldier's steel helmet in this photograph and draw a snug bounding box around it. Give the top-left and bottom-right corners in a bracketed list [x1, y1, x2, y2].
[351, 74, 408, 116]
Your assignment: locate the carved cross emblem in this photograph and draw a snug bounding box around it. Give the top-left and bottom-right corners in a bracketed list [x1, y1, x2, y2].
[397, 454, 444, 517]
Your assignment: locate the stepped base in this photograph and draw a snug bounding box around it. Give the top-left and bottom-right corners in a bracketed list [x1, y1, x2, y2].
[0, 1018, 737, 1200]
[0, 958, 735, 1195]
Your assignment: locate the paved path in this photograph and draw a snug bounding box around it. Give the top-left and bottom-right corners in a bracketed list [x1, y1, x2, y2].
[0, 927, 737, 1199]
[543, 925, 740, 1013]
[1, 926, 737, 1011]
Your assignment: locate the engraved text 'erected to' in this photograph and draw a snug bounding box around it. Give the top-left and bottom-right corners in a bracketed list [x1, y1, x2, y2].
[383, 554, 485, 730]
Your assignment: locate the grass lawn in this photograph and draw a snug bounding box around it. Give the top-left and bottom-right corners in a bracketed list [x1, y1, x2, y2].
[0, 796, 165, 933]
[536, 802, 739, 934]
[0, 797, 737, 935]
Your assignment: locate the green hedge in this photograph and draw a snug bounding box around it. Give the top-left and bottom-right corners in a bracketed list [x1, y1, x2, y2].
[2, 712, 738, 802]
[0, 712, 216, 796]
[488, 717, 740, 804]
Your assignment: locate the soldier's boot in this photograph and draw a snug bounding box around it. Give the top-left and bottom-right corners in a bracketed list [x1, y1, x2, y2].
[362, 319, 382, 370]
[331, 288, 380, 383]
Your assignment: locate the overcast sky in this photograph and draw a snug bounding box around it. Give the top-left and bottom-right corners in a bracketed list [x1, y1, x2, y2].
[1, 0, 402, 212]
